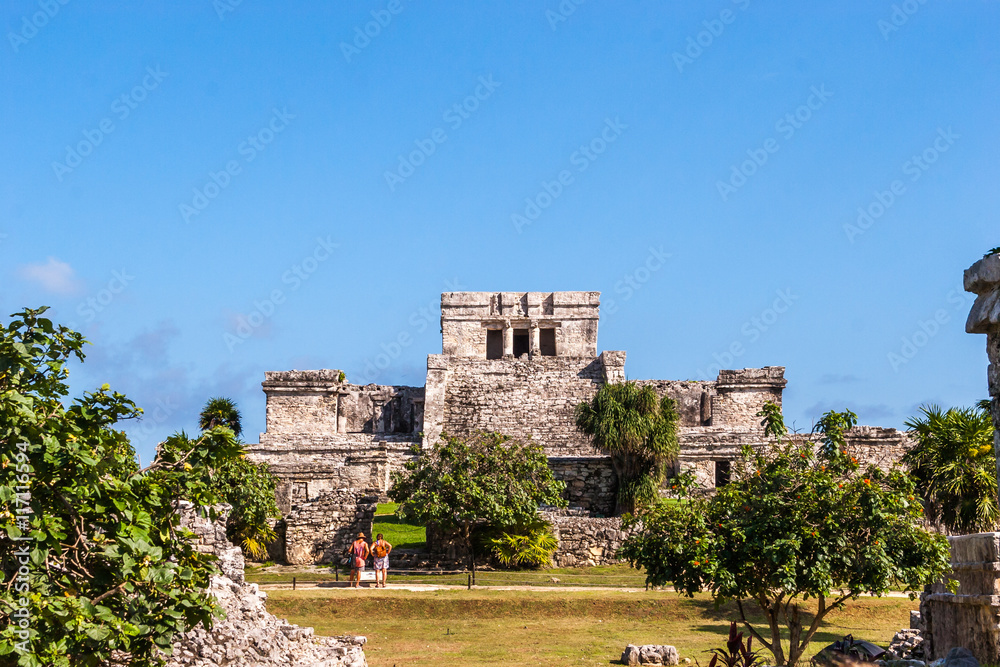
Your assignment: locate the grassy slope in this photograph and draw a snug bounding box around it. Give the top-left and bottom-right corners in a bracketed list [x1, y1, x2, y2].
[266, 588, 915, 667]
[372, 502, 426, 551]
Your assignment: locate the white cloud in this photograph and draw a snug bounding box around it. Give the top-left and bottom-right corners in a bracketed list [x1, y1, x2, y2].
[16, 257, 82, 295]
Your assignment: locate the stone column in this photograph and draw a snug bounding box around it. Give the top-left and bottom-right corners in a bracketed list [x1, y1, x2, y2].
[502, 319, 513, 358]
[965, 253, 1000, 487]
[922, 253, 1000, 661]
[529, 321, 540, 358]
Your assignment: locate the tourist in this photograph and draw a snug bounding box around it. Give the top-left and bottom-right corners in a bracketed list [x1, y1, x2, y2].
[349, 532, 370, 588]
[370, 533, 393, 588]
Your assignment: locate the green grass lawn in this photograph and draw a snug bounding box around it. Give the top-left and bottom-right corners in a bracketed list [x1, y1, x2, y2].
[371, 502, 426, 551]
[265, 587, 916, 667]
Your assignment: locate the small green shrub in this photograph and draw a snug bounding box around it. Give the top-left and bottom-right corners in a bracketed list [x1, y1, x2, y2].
[487, 522, 558, 569]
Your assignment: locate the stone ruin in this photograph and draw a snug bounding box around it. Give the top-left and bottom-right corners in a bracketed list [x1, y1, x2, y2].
[247, 291, 915, 565]
[164, 502, 367, 667]
[920, 253, 1000, 662]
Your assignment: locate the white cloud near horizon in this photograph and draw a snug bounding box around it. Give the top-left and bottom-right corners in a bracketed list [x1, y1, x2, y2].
[16, 257, 82, 295]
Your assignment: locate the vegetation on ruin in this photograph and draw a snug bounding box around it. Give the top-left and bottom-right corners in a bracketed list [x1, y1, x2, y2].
[0, 308, 232, 666]
[619, 401, 953, 667]
[208, 452, 280, 559]
[903, 402, 998, 533]
[574, 382, 679, 515]
[985, 246, 1000, 257]
[388, 432, 567, 575]
[265, 587, 917, 667]
[198, 397, 243, 437]
[195, 397, 281, 560]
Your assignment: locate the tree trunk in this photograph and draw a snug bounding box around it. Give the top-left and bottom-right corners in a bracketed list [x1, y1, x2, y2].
[764, 601, 786, 666]
[464, 523, 475, 585]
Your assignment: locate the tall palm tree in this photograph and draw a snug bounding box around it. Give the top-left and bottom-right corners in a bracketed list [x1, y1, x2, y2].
[903, 403, 997, 534]
[575, 382, 679, 515]
[199, 397, 243, 438]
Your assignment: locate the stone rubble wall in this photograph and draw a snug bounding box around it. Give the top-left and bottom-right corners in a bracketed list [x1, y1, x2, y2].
[920, 532, 1000, 662]
[547, 456, 617, 517]
[282, 489, 379, 565]
[542, 508, 627, 567]
[166, 503, 367, 667]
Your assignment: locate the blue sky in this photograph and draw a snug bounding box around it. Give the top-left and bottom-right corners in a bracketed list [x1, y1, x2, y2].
[2, 1, 997, 464]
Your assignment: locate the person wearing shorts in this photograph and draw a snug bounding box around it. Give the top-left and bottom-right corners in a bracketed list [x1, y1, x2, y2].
[370, 533, 392, 588]
[349, 532, 370, 588]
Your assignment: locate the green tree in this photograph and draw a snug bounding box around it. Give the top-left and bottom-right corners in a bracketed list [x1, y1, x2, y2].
[0, 307, 238, 666]
[619, 402, 953, 667]
[388, 432, 567, 576]
[903, 403, 997, 534]
[198, 397, 242, 438]
[575, 382, 679, 515]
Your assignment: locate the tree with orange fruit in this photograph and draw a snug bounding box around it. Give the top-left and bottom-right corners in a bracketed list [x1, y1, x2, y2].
[620, 402, 953, 667]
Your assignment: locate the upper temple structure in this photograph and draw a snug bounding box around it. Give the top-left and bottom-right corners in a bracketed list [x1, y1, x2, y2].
[248, 291, 912, 522]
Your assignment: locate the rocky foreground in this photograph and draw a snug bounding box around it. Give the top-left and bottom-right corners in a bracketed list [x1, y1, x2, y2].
[164, 503, 367, 667]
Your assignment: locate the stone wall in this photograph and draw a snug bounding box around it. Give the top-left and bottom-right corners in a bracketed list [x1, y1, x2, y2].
[434, 355, 609, 456]
[249, 436, 416, 514]
[542, 508, 626, 567]
[635, 380, 715, 426]
[261, 370, 424, 441]
[282, 489, 379, 565]
[711, 367, 787, 427]
[166, 503, 367, 667]
[548, 456, 617, 516]
[921, 532, 1000, 662]
[441, 291, 601, 359]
